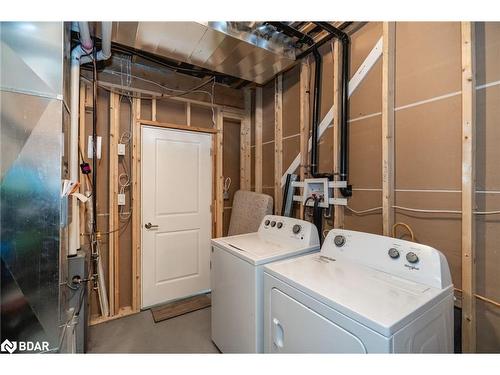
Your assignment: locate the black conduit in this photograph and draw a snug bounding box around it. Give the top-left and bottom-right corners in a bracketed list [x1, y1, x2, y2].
[313, 22, 352, 197]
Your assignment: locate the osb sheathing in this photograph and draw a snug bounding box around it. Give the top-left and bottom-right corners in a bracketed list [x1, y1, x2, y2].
[223, 118, 241, 236]
[257, 22, 499, 351]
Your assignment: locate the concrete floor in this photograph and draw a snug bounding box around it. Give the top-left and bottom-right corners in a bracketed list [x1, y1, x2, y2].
[88, 307, 219, 353]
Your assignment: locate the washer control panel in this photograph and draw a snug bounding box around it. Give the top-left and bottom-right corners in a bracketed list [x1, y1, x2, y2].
[259, 215, 319, 247]
[322, 229, 452, 289]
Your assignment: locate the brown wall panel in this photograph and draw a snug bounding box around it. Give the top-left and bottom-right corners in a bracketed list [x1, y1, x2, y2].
[477, 300, 500, 352]
[223, 208, 232, 236]
[476, 22, 500, 86]
[223, 119, 241, 208]
[156, 99, 187, 125]
[349, 116, 382, 189]
[344, 190, 383, 234]
[282, 65, 300, 138]
[395, 95, 462, 190]
[349, 59, 382, 119]
[283, 136, 300, 175]
[318, 127, 333, 173]
[262, 81, 275, 143]
[394, 191, 462, 289]
[262, 142, 275, 189]
[395, 22, 461, 108]
[141, 99, 152, 121]
[475, 193, 500, 301]
[350, 23, 383, 74]
[476, 85, 500, 191]
[191, 105, 214, 128]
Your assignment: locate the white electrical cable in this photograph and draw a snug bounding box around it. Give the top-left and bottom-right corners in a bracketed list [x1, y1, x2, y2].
[347, 205, 500, 215]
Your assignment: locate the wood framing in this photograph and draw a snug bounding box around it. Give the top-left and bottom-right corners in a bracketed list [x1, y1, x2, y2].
[151, 98, 157, 121]
[215, 109, 224, 237]
[299, 58, 310, 219]
[131, 97, 141, 312]
[109, 92, 120, 314]
[282, 36, 383, 187]
[461, 21, 477, 353]
[274, 75, 283, 214]
[186, 102, 191, 126]
[382, 22, 395, 237]
[332, 41, 344, 229]
[255, 87, 263, 193]
[240, 89, 252, 190]
[139, 120, 217, 134]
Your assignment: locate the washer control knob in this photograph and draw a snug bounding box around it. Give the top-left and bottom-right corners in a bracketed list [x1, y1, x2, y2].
[406, 252, 419, 264]
[270, 221, 276, 227]
[277, 222, 283, 229]
[388, 248, 400, 259]
[264, 219, 270, 226]
[292, 224, 301, 234]
[334, 235, 346, 247]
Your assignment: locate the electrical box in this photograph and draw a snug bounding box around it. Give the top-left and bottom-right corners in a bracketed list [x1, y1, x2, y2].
[87, 136, 102, 159]
[302, 178, 330, 208]
[117, 143, 126, 156]
[118, 193, 126, 206]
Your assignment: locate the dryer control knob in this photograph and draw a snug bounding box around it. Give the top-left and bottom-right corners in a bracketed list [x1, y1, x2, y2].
[264, 219, 270, 226]
[270, 221, 276, 227]
[277, 222, 283, 229]
[388, 248, 400, 259]
[406, 252, 419, 264]
[292, 224, 301, 234]
[334, 235, 346, 247]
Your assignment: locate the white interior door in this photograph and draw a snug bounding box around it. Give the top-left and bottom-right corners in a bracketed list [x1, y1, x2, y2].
[141, 126, 212, 308]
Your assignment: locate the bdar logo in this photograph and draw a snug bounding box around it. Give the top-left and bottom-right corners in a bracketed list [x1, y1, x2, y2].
[1, 339, 17, 354]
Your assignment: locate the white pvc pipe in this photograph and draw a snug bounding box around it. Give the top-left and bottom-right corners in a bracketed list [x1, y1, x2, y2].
[69, 22, 113, 257]
[78, 22, 93, 53]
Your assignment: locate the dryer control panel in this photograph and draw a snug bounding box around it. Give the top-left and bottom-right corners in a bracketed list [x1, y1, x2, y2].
[322, 229, 452, 289]
[258, 215, 320, 248]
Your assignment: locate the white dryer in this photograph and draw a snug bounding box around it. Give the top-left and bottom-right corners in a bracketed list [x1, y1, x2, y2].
[263, 229, 454, 353]
[211, 215, 320, 353]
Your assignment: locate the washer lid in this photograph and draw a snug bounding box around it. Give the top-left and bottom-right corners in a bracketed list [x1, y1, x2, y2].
[264, 253, 453, 336]
[212, 233, 319, 265]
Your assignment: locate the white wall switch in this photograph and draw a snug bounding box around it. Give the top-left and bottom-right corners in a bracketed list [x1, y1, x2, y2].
[118, 193, 126, 206]
[87, 136, 102, 159]
[118, 143, 126, 156]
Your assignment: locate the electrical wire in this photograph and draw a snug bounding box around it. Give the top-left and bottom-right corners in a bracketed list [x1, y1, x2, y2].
[347, 205, 500, 216]
[80, 73, 217, 127]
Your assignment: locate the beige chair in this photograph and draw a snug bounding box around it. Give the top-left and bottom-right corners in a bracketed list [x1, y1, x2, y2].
[227, 190, 274, 236]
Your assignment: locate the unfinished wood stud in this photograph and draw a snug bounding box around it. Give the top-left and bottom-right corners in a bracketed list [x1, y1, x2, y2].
[299, 58, 311, 219]
[330, 41, 344, 229]
[274, 75, 283, 215]
[460, 21, 477, 354]
[382, 22, 395, 237]
[255, 87, 263, 193]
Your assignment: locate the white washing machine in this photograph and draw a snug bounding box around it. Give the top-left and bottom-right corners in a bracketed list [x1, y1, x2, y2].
[211, 215, 320, 353]
[263, 229, 454, 353]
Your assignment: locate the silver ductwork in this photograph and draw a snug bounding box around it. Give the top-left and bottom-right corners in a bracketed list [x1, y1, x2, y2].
[108, 22, 308, 84]
[1, 22, 72, 352]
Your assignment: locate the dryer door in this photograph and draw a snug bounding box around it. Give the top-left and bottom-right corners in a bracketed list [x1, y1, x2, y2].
[269, 288, 367, 353]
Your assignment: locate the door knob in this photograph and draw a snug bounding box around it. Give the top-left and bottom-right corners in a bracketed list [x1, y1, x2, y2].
[145, 222, 159, 229]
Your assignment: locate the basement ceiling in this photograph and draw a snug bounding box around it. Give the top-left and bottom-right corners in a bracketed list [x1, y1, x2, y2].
[106, 22, 347, 85]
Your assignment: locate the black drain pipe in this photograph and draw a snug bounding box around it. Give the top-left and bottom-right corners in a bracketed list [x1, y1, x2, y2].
[313, 22, 352, 197]
[310, 47, 332, 180]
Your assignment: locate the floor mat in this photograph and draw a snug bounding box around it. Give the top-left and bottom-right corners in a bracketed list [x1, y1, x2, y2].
[151, 293, 211, 323]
